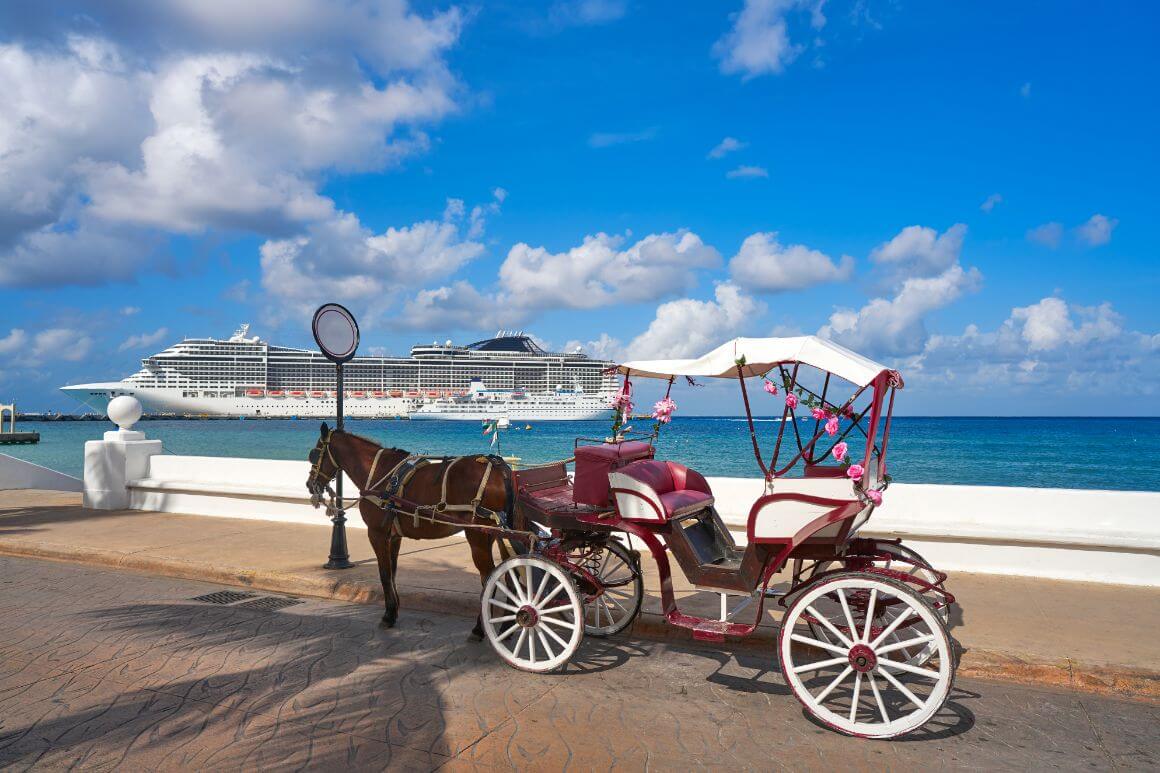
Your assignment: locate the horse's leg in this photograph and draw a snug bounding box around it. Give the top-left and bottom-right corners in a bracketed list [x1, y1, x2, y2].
[464, 530, 498, 641]
[366, 513, 401, 628]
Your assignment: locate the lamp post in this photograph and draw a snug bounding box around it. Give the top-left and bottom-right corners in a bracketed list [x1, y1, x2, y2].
[312, 303, 360, 570]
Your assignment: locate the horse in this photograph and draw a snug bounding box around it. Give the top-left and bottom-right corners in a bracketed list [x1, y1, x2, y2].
[305, 423, 522, 639]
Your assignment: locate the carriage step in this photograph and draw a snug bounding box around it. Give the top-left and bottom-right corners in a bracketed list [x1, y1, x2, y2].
[692, 628, 726, 642]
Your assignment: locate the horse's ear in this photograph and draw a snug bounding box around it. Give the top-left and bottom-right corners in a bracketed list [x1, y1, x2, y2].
[320, 422, 329, 438]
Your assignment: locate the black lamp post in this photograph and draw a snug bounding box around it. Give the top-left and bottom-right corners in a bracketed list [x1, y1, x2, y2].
[312, 303, 360, 570]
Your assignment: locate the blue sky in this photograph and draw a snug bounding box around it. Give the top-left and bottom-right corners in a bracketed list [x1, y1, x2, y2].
[0, 0, 1156, 414]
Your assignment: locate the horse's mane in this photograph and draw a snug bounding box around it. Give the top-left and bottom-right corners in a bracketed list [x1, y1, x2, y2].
[338, 428, 407, 456]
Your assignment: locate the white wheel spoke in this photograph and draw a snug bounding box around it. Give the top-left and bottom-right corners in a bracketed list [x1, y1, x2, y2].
[528, 626, 537, 663]
[514, 628, 528, 657]
[496, 623, 520, 642]
[876, 634, 935, 656]
[532, 570, 550, 605]
[869, 672, 889, 724]
[792, 656, 849, 674]
[837, 590, 858, 642]
[535, 628, 555, 660]
[805, 605, 853, 647]
[538, 582, 566, 607]
[849, 672, 863, 723]
[525, 565, 534, 606]
[869, 607, 914, 648]
[878, 658, 941, 680]
[540, 612, 578, 631]
[878, 667, 926, 710]
[495, 580, 523, 607]
[489, 614, 518, 624]
[862, 589, 877, 642]
[541, 623, 570, 651]
[789, 633, 849, 657]
[813, 666, 853, 704]
[488, 598, 520, 613]
[604, 593, 626, 613]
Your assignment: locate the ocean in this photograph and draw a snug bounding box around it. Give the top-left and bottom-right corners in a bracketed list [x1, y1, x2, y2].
[5, 416, 1159, 492]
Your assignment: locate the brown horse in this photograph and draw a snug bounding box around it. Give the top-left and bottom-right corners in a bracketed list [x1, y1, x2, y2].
[305, 423, 521, 639]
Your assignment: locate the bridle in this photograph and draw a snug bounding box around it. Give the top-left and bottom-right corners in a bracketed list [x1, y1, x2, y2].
[307, 430, 340, 512]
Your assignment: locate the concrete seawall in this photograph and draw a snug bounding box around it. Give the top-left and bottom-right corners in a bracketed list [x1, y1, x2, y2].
[89, 453, 1160, 587]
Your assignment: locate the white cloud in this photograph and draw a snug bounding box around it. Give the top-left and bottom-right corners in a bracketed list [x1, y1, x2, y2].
[0, 329, 29, 356]
[399, 281, 518, 331]
[548, 0, 628, 26]
[30, 328, 94, 363]
[714, 0, 804, 79]
[1026, 222, 1063, 248]
[1020, 81, 1031, 98]
[980, 193, 1002, 213]
[870, 223, 966, 277]
[588, 128, 658, 148]
[1075, 213, 1117, 247]
[120, 306, 141, 316]
[626, 283, 765, 359]
[726, 165, 769, 179]
[563, 333, 627, 362]
[708, 137, 747, 159]
[498, 230, 722, 311]
[0, 2, 464, 287]
[118, 327, 169, 352]
[728, 232, 853, 291]
[819, 264, 982, 357]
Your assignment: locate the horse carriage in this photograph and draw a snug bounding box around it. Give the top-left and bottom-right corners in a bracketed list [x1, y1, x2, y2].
[478, 336, 956, 739]
[306, 335, 957, 740]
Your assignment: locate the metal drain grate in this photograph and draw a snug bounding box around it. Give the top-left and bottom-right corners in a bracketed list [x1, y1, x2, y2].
[234, 596, 303, 612]
[191, 590, 258, 605]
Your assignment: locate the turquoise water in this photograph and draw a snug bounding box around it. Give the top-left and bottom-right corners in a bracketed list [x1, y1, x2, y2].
[5, 417, 1159, 492]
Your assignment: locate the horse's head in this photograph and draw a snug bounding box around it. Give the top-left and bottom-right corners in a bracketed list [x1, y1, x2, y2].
[306, 422, 338, 508]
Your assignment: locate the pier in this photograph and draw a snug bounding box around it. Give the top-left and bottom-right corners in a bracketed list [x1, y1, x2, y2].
[0, 403, 38, 445]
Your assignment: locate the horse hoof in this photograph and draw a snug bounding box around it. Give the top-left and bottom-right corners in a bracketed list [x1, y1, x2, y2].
[380, 616, 397, 629]
[467, 630, 484, 643]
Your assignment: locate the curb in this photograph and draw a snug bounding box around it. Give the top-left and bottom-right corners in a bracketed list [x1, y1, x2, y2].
[2, 540, 1157, 702]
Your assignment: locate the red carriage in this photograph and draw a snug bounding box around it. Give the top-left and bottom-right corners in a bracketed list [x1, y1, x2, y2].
[477, 336, 957, 738]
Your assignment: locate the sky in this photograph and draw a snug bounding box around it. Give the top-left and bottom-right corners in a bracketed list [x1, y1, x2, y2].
[0, 0, 1157, 415]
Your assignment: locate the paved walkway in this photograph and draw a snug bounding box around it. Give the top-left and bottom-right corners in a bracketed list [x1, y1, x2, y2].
[1, 555, 1157, 770]
[1, 490, 1158, 699]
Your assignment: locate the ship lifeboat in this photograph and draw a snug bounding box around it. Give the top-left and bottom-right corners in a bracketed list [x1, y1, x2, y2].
[406, 390, 420, 397]
[426, 390, 440, 398]
[289, 390, 305, 397]
[389, 390, 403, 398]
[372, 390, 386, 398]
[352, 391, 366, 398]
[310, 390, 325, 397]
[245, 389, 263, 397]
[268, 390, 285, 397]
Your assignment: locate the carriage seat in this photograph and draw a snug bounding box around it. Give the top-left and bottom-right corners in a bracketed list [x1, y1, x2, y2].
[573, 440, 655, 506]
[609, 459, 714, 522]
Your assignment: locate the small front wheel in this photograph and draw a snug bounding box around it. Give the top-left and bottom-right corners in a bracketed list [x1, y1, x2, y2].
[482, 556, 583, 673]
[779, 571, 955, 739]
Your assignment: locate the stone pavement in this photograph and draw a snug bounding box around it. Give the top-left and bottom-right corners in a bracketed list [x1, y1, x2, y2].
[1, 555, 1157, 771]
[1, 489, 1158, 699]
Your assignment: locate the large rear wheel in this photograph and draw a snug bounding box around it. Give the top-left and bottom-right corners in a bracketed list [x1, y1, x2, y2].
[779, 571, 955, 739]
[481, 555, 583, 673]
[567, 538, 643, 637]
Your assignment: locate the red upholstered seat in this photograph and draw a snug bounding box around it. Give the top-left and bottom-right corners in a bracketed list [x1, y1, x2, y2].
[573, 440, 654, 506]
[609, 459, 714, 521]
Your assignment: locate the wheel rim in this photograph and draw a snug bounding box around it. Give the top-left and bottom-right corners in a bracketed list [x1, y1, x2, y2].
[568, 540, 643, 637]
[482, 556, 583, 673]
[780, 574, 953, 739]
[805, 551, 948, 667]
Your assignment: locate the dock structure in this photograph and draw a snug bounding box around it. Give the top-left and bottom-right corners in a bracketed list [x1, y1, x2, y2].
[0, 404, 39, 445]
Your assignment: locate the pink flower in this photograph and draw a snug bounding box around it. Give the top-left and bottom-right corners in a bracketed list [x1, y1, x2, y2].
[841, 405, 856, 419]
[651, 396, 677, 423]
[832, 441, 848, 461]
[825, 416, 840, 436]
[811, 407, 827, 420]
[785, 393, 798, 409]
[763, 380, 778, 395]
[846, 464, 865, 480]
[865, 490, 883, 506]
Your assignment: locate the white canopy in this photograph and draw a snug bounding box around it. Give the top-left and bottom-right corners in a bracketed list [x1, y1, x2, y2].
[617, 336, 894, 388]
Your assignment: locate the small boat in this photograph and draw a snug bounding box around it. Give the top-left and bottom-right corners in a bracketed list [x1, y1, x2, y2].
[525, 424, 532, 430]
[389, 390, 404, 398]
[268, 390, 285, 397]
[406, 390, 420, 397]
[426, 390, 440, 398]
[352, 391, 366, 398]
[310, 390, 325, 397]
[245, 389, 263, 397]
[289, 390, 305, 397]
[372, 391, 386, 398]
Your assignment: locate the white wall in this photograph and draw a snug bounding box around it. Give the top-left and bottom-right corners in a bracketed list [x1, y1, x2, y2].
[97, 453, 1160, 587]
[0, 453, 83, 492]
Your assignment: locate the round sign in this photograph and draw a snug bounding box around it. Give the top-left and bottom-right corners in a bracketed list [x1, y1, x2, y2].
[312, 303, 360, 363]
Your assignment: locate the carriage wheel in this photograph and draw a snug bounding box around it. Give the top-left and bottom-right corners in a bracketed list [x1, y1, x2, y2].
[481, 556, 583, 673]
[567, 539, 643, 637]
[779, 572, 954, 739]
[798, 542, 949, 667]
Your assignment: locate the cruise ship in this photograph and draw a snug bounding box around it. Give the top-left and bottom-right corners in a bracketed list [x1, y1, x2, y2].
[60, 325, 617, 421]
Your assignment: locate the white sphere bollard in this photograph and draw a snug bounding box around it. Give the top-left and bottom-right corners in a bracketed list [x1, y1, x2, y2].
[107, 395, 143, 432]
